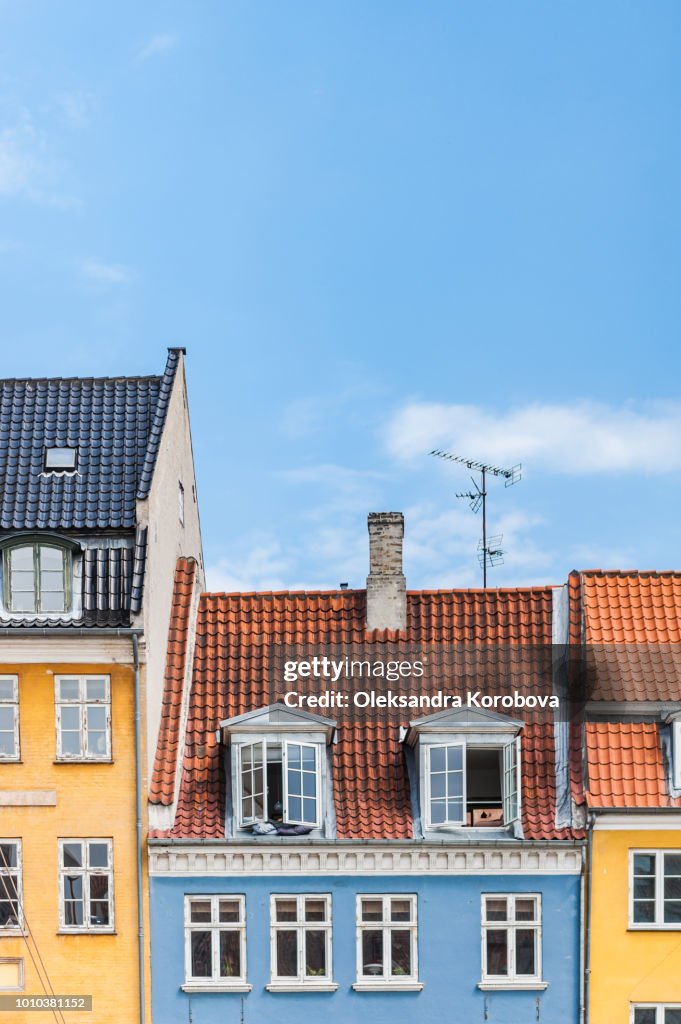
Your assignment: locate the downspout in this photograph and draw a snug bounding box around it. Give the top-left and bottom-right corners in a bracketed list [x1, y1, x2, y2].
[584, 811, 595, 1024]
[133, 634, 146, 1024]
[579, 842, 586, 1024]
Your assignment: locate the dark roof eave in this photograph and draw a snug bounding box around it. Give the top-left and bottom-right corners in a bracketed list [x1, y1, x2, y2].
[0, 626, 143, 637]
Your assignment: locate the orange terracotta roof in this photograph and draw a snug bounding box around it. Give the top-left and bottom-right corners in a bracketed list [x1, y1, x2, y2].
[585, 721, 681, 808]
[568, 570, 681, 701]
[149, 557, 198, 805]
[153, 582, 577, 841]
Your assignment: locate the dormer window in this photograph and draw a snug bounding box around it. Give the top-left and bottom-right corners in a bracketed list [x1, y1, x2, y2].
[45, 446, 77, 472]
[5, 542, 71, 614]
[219, 704, 335, 836]
[405, 708, 522, 834]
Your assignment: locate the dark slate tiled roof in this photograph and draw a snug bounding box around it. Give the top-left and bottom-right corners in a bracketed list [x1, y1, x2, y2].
[0, 350, 180, 531]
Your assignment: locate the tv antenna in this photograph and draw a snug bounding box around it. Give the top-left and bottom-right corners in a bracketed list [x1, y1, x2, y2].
[430, 450, 522, 587]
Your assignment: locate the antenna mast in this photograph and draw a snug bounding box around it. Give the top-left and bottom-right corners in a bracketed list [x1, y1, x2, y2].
[430, 450, 521, 587]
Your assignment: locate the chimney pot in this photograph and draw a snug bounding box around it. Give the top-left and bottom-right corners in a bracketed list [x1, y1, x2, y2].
[366, 512, 406, 631]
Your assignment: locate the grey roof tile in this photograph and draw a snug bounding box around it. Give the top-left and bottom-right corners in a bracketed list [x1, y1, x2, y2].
[0, 350, 180, 531]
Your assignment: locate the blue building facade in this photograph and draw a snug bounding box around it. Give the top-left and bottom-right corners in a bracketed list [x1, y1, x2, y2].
[148, 515, 584, 1023]
[149, 860, 582, 1024]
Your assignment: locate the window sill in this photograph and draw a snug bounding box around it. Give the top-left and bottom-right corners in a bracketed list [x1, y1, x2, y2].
[0, 930, 26, 938]
[266, 982, 338, 993]
[181, 983, 252, 994]
[57, 929, 116, 936]
[478, 981, 548, 991]
[53, 759, 113, 765]
[352, 981, 424, 992]
[628, 925, 681, 932]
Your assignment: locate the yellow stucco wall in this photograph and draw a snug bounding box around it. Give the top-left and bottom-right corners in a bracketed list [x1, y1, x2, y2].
[590, 827, 681, 1024]
[0, 661, 145, 1023]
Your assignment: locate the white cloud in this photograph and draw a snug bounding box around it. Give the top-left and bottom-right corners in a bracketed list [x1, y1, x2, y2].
[206, 539, 292, 593]
[136, 32, 178, 61]
[51, 91, 98, 128]
[385, 400, 681, 474]
[0, 119, 79, 208]
[82, 259, 134, 285]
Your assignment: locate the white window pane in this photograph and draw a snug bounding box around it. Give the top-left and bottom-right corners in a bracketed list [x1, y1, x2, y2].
[59, 679, 81, 701]
[86, 680, 107, 701]
[305, 930, 326, 976]
[45, 447, 77, 469]
[305, 898, 327, 922]
[219, 899, 241, 923]
[0, 844, 18, 869]
[361, 899, 383, 922]
[60, 730, 82, 756]
[430, 747, 446, 772]
[60, 706, 80, 729]
[89, 875, 109, 925]
[633, 1011, 656, 1024]
[0, 680, 16, 701]
[219, 930, 241, 977]
[485, 898, 508, 921]
[485, 929, 508, 975]
[0, 732, 16, 757]
[88, 843, 109, 868]
[40, 547, 64, 570]
[275, 898, 298, 923]
[10, 547, 32, 570]
[362, 930, 383, 975]
[62, 843, 83, 868]
[515, 898, 537, 922]
[447, 746, 463, 770]
[665, 1010, 681, 1024]
[191, 932, 212, 977]
[0, 708, 14, 730]
[390, 930, 412, 976]
[515, 929, 536, 975]
[190, 900, 212, 923]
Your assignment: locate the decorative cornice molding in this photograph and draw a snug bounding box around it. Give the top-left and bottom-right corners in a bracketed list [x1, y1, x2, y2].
[0, 636, 135, 664]
[148, 842, 582, 877]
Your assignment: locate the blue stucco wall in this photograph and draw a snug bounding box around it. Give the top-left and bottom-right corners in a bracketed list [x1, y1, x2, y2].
[150, 871, 580, 1024]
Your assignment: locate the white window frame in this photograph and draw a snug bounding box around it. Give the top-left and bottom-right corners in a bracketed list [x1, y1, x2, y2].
[4, 541, 71, 615]
[0, 957, 24, 993]
[630, 850, 681, 930]
[353, 894, 421, 991]
[268, 893, 335, 991]
[182, 894, 249, 992]
[0, 677, 19, 762]
[55, 675, 111, 761]
[631, 1006, 681, 1024]
[423, 738, 521, 830]
[0, 840, 23, 934]
[58, 839, 114, 933]
[480, 893, 545, 989]
[237, 739, 321, 829]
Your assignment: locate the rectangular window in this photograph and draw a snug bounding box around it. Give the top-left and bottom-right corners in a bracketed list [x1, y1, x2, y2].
[270, 894, 332, 986]
[0, 842, 22, 932]
[58, 840, 113, 932]
[238, 741, 320, 828]
[55, 676, 111, 761]
[356, 895, 418, 985]
[632, 1008, 681, 1024]
[674, 721, 681, 791]
[481, 894, 542, 983]
[0, 958, 24, 992]
[0, 678, 19, 761]
[184, 895, 246, 987]
[426, 739, 520, 828]
[631, 851, 681, 928]
[44, 447, 77, 471]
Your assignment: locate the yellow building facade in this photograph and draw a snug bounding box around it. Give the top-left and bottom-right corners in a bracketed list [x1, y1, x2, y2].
[0, 652, 149, 1022]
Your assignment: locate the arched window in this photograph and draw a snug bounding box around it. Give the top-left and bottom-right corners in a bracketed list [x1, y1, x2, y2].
[5, 542, 71, 614]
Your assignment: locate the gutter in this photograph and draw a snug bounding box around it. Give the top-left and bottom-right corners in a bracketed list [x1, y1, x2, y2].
[148, 836, 585, 848]
[0, 627, 144, 637]
[133, 635, 146, 1024]
[584, 811, 595, 1024]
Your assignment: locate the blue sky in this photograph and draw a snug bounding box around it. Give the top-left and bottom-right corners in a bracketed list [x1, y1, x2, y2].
[1, 2, 680, 591]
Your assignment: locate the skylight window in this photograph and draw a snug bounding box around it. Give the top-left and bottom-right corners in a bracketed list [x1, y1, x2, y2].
[45, 447, 77, 472]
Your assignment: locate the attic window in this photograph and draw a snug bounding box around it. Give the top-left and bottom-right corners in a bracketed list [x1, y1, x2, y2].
[45, 447, 77, 472]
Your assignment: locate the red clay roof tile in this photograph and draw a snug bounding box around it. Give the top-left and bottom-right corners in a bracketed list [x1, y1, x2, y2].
[154, 580, 575, 841]
[585, 722, 681, 808]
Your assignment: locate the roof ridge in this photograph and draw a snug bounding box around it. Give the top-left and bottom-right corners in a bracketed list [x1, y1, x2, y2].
[0, 373, 163, 386]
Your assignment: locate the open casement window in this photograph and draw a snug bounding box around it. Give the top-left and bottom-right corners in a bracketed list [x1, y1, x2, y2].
[481, 894, 542, 985]
[238, 740, 320, 828]
[5, 542, 71, 615]
[355, 895, 419, 986]
[426, 738, 521, 829]
[269, 895, 333, 987]
[184, 895, 247, 988]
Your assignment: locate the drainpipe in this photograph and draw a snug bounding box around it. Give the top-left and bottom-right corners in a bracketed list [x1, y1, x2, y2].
[579, 842, 586, 1024]
[584, 811, 595, 1024]
[133, 634, 146, 1024]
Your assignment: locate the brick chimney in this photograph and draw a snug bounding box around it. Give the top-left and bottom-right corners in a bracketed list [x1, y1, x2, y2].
[366, 512, 406, 631]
